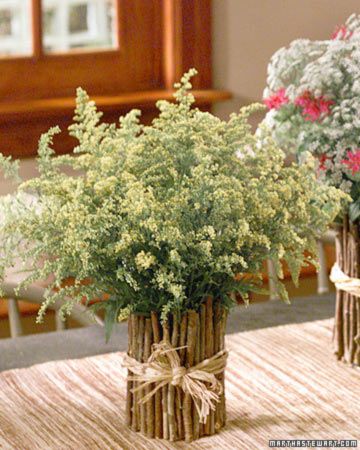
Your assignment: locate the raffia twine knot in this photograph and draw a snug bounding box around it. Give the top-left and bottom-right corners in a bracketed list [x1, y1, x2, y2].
[171, 366, 187, 386]
[330, 262, 360, 297]
[122, 340, 228, 423]
[330, 262, 360, 343]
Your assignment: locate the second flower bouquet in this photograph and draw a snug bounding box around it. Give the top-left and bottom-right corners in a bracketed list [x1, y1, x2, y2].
[263, 14, 360, 366]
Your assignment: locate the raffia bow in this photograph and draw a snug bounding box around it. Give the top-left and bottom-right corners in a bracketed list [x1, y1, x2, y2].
[330, 262, 360, 297]
[122, 341, 228, 423]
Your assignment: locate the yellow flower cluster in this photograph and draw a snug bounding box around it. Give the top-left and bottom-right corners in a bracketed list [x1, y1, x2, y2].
[135, 251, 156, 272]
[0, 70, 348, 331]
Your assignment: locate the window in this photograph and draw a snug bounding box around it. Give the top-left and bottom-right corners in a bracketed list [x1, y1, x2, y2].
[43, 0, 116, 53]
[0, 0, 116, 55]
[0, 0, 32, 56]
[0, 0, 228, 158]
[0, 0, 162, 102]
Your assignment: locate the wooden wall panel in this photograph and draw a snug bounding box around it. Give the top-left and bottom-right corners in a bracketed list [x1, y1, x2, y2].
[163, 0, 212, 89]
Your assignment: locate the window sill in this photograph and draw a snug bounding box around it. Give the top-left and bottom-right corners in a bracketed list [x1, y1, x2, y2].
[0, 89, 232, 124]
[0, 89, 232, 157]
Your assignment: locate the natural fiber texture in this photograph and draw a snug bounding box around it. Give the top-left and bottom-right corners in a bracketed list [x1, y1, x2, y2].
[122, 341, 228, 423]
[126, 304, 227, 442]
[0, 319, 359, 450]
[330, 262, 360, 297]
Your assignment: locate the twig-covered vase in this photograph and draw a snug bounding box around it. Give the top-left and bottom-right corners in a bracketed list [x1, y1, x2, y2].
[334, 217, 360, 366]
[125, 297, 228, 442]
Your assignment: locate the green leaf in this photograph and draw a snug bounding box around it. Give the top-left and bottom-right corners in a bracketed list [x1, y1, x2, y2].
[104, 301, 122, 342]
[274, 279, 290, 304]
[349, 200, 360, 222]
[91, 298, 122, 342]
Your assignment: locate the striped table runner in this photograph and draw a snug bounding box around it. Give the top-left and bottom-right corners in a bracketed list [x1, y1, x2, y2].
[0, 319, 359, 449]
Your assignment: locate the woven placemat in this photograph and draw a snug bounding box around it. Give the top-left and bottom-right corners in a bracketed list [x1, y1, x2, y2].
[0, 319, 359, 449]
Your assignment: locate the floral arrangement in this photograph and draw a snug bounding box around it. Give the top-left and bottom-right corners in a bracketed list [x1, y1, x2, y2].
[0, 70, 346, 338]
[263, 14, 360, 220]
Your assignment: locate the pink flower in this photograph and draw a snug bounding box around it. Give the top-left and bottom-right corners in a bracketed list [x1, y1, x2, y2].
[294, 92, 310, 108]
[341, 150, 360, 175]
[331, 25, 352, 40]
[264, 88, 289, 110]
[318, 154, 330, 171]
[294, 91, 334, 121]
[318, 99, 333, 115]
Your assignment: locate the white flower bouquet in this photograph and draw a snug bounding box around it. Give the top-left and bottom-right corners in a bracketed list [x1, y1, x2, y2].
[264, 15, 360, 366]
[264, 14, 360, 215]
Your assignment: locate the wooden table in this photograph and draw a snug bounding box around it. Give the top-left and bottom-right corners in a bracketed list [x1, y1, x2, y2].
[0, 317, 359, 450]
[0, 294, 335, 372]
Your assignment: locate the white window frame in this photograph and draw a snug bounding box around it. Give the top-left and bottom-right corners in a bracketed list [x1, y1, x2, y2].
[0, 0, 32, 56]
[43, 0, 116, 53]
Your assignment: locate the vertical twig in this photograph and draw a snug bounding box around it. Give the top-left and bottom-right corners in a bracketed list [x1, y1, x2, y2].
[334, 226, 344, 360]
[183, 310, 198, 443]
[199, 302, 206, 437]
[179, 314, 188, 364]
[351, 223, 360, 365]
[200, 303, 206, 362]
[343, 217, 350, 362]
[355, 299, 360, 365]
[355, 221, 360, 368]
[151, 312, 163, 438]
[131, 314, 139, 431]
[193, 310, 201, 440]
[204, 297, 214, 435]
[162, 319, 170, 440]
[138, 316, 146, 435]
[349, 230, 356, 362]
[214, 301, 222, 432]
[219, 307, 228, 427]
[172, 315, 181, 440]
[126, 316, 132, 426]
[169, 314, 179, 441]
[144, 318, 154, 438]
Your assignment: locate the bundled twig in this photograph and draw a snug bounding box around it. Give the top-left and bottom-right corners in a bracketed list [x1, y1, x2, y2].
[125, 298, 228, 442]
[333, 216, 360, 366]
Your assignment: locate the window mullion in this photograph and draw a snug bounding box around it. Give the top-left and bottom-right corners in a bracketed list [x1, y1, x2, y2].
[31, 0, 43, 58]
[115, 0, 122, 48]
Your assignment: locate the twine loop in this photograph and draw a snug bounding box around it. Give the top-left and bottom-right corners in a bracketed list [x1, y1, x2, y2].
[122, 340, 228, 423]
